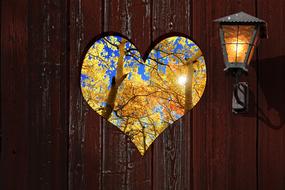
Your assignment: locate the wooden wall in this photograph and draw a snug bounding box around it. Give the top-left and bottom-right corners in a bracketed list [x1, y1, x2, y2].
[1, 0, 285, 189]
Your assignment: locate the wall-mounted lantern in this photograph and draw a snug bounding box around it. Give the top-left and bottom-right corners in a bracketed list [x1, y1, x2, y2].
[214, 12, 267, 113]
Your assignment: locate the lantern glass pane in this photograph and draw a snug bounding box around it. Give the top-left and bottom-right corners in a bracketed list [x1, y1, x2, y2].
[222, 25, 255, 63]
[223, 25, 238, 43]
[225, 43, 249, 62]
[238, 26, 255, 43]
[247, 45, 255, 64]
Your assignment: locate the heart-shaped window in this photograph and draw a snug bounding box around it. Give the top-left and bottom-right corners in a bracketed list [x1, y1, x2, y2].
[81, 34, 207, 155]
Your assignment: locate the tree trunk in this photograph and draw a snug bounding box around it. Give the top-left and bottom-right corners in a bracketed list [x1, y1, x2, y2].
[102, 39, 128, 119]
[184, 61, 194, 113]
[184, 49, 202, 113]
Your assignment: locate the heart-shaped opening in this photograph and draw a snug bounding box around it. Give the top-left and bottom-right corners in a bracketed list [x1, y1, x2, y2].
[81, 33, 207, 155]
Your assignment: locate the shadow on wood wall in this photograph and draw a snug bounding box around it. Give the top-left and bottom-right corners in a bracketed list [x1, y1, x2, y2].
[258, 55, 285, 129]
[245, 56, 285, 129]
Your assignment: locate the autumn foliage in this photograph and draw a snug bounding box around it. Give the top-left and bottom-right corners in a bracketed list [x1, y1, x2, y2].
[81, 35, 206, 155]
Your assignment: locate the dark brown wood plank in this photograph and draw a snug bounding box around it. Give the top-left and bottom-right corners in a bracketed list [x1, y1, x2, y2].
[258, 0, 285, 189]
[1, 0, 29, 189]
[192, 0, 258, 190]
[27, 0, 69, 189]
[69, 0, 103, 189]
[152, 0, 192, 189]
[1, 0, 69, 189]
[26, 1, 43, 189]
[101, 0, 152, 189]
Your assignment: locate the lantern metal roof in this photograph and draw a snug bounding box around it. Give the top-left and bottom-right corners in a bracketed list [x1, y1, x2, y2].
[214, 11, 265, 23]
[214, 11, 268, 39]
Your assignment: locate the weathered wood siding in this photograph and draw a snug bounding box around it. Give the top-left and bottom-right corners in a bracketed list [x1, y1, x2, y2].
[1, 0, 285, 189]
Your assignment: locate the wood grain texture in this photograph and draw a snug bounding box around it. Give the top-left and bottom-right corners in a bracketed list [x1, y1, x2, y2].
[69, 0, 102, 189]
[1, 0, 29, 189]
[28, 0, 69, 189]
[152, 0, 192, 189]
[258, 0, 285, 189]
[1, 0, 69, 189]
[101, 0, 152, 189]
[192, 0, 258, 189]
[1, 0, 285, 189]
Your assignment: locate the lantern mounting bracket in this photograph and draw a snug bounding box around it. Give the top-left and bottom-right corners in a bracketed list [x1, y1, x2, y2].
[232, 70, 248, 114]
[232, 82, 248, 114]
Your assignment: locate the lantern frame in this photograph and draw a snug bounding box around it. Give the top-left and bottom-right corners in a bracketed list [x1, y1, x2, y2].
[214, 12, 267, 114]
[214, 12, 267, 73]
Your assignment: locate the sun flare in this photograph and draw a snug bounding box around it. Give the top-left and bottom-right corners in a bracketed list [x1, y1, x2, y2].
[178, 75, 187, 86]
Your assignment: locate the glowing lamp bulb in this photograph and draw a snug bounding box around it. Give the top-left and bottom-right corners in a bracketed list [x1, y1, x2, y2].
[230, 41, 246, 55]
[227, 38, 248, 62]
[178, 75, 187, 86]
